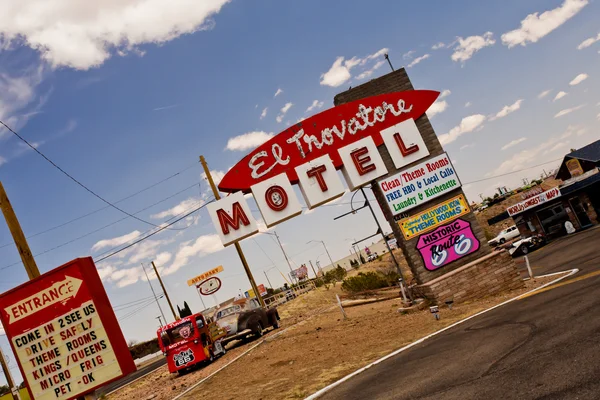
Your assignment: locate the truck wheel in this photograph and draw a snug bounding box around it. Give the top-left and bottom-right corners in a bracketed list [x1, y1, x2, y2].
[272, 317, 280, 329]
[253, 321, 264, 337]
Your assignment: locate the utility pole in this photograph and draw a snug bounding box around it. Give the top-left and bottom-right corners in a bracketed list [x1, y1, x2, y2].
[308, 240, 335, 269]
[308, 260, 318, 279]
[0, 182, 40, 280]
[0, 349, 19, 400]
[273, 232, 296, 284]
[199, 155, 266, 308]
[263, 270, 274, 289]
[195, 285, 207, 311]
[142, 263, 166, 324]
[151, 261, 178, 322]
[1, 181, 38, 400]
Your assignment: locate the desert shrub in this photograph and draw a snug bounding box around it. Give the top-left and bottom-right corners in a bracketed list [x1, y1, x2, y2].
[341, 272, 389, 293]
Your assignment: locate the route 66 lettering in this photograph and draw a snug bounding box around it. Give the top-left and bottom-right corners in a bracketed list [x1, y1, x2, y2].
[173, 349, 194, 367]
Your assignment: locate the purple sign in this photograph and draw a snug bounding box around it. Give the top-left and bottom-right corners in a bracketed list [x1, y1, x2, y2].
[416, 218, 480, 271]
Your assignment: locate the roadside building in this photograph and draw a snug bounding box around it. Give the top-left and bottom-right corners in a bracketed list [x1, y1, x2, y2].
[508, 140, 600, 240]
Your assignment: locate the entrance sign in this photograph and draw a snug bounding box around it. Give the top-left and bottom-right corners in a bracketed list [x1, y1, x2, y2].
[507, 187, 561, 216]
[399, 195, 470, 240]
[197, 277, 221, 296]
[0, 258, 135, 400]
[379, 153, 461, 216]
[218, 90, 439, 193]
[380, 119, 429, 170]
[295, 155, 345, 209]
[416, 219, 480, 271]
[187, 265, 224, 287]
[250, 173, 302, 228]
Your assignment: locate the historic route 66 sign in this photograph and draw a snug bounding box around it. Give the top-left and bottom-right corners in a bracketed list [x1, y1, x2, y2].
[173, 349, 194, 367]
[416, 219, 480, 271]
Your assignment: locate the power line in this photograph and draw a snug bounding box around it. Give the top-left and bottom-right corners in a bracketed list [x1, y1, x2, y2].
[0, 119, 167, 229]
[0, 161, 199, 249]
[0, 182, 203, 271]
[94, 198, 215, 263]
[118, 299, 159, 321]
[113, 294, 163, 311]
[463, 158, 562, 185]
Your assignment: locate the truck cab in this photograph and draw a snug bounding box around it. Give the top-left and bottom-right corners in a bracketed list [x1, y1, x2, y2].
[157, 313, 227, 374]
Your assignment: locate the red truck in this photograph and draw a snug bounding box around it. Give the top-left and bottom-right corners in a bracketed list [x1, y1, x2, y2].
[157, 313, 227, 374]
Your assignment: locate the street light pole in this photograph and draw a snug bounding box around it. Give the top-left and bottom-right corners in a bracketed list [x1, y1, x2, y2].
[151, 261, 178, 322]
[308, 240, 335, 269]
[142, 263, 167, 324]
[263, 270, 274, 289]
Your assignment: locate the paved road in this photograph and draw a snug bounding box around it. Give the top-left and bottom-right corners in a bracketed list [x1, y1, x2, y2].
[320, 228, 600, 400]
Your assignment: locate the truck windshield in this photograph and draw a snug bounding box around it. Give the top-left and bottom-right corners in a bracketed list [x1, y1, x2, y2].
[216, 305, 242, 319]
[162, 321, 195, 346]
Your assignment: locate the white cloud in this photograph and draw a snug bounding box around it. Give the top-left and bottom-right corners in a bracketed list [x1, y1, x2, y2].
[306, 100, 324, 113]
[427, 89, 451, 118]
[554, 91, 567, 101]
[163, 234, 224, 275]
[0, 0, 231, 70]
[0, 156, 6, 166]
[109, 266, 145, 288]
[439, 89, 451, 99]
[403, 50, 415, 59]
[151, 197, 201, 219]
[276, 102, 293, 123]
[320, 57, 354, 87]
[431, 42, 445, 50]
[569, 73, 588, 86]
[92, 230, 141, 252]
[260, 107, 267, 120]
[451, 32, 495, 63]
[460, 143, 475, 151]
[355, 60, 385, 80]
[438, 114, 486, 145]
[155, 251, 172, 266]
[465, 101, 472, 108]
[407, 54, 430, 68]
[427, 100, 447, 118]
[274, 88, 283, 97]
[554, 104, 586, 118]
[226, 131, 273, 151]
[489, 99, 524, 121]
[577, 33, 600, 49]
[501, 137, 527, 150]
[0, 66, 46, 140]
[320, 48, 388, 87]
[201, 169, 226, 190]
[153, 104, 178, 111]
[97, 265, 116, 281]
[597, 112, 600, 121]
[538, 89, 551, 99]
[501, 0, 588, 48]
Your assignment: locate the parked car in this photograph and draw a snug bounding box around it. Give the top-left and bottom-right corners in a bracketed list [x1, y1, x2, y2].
[508, 234, 547, 257]
[488, 225, 521, 247]
[367, 252, 379, 262]
[215, 297, 280, 344]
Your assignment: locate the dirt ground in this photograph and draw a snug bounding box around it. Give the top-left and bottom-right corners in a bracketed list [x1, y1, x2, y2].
[106, 272, 563, 400]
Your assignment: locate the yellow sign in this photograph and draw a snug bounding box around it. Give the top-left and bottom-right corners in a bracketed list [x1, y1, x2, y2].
[399, 195, 470, 240]
[11, 300, 123, 400]
[187, 265, 224, 286]
[566, 158, 584, 177]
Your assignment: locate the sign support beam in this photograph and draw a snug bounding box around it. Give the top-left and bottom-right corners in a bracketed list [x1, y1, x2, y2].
[199, 156, 266, 308]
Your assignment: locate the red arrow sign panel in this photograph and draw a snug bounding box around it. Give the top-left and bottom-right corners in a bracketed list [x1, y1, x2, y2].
[218, 90, 439, 193]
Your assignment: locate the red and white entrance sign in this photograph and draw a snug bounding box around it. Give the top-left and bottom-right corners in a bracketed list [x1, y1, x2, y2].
[0, 258, 135, 400]
[208, 90, 440, 247]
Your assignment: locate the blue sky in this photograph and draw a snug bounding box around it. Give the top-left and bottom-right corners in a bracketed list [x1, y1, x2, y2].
[1, 0, 599, 383]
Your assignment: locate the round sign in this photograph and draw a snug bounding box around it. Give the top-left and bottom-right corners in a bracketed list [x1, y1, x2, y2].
[197, 276, 222, 296]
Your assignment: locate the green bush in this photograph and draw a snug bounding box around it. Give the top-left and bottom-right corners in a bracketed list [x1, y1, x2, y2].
[341, 272, 391, 293]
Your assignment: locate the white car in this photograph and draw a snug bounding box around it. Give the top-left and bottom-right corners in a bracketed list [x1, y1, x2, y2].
[488, 225, 520, 247]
